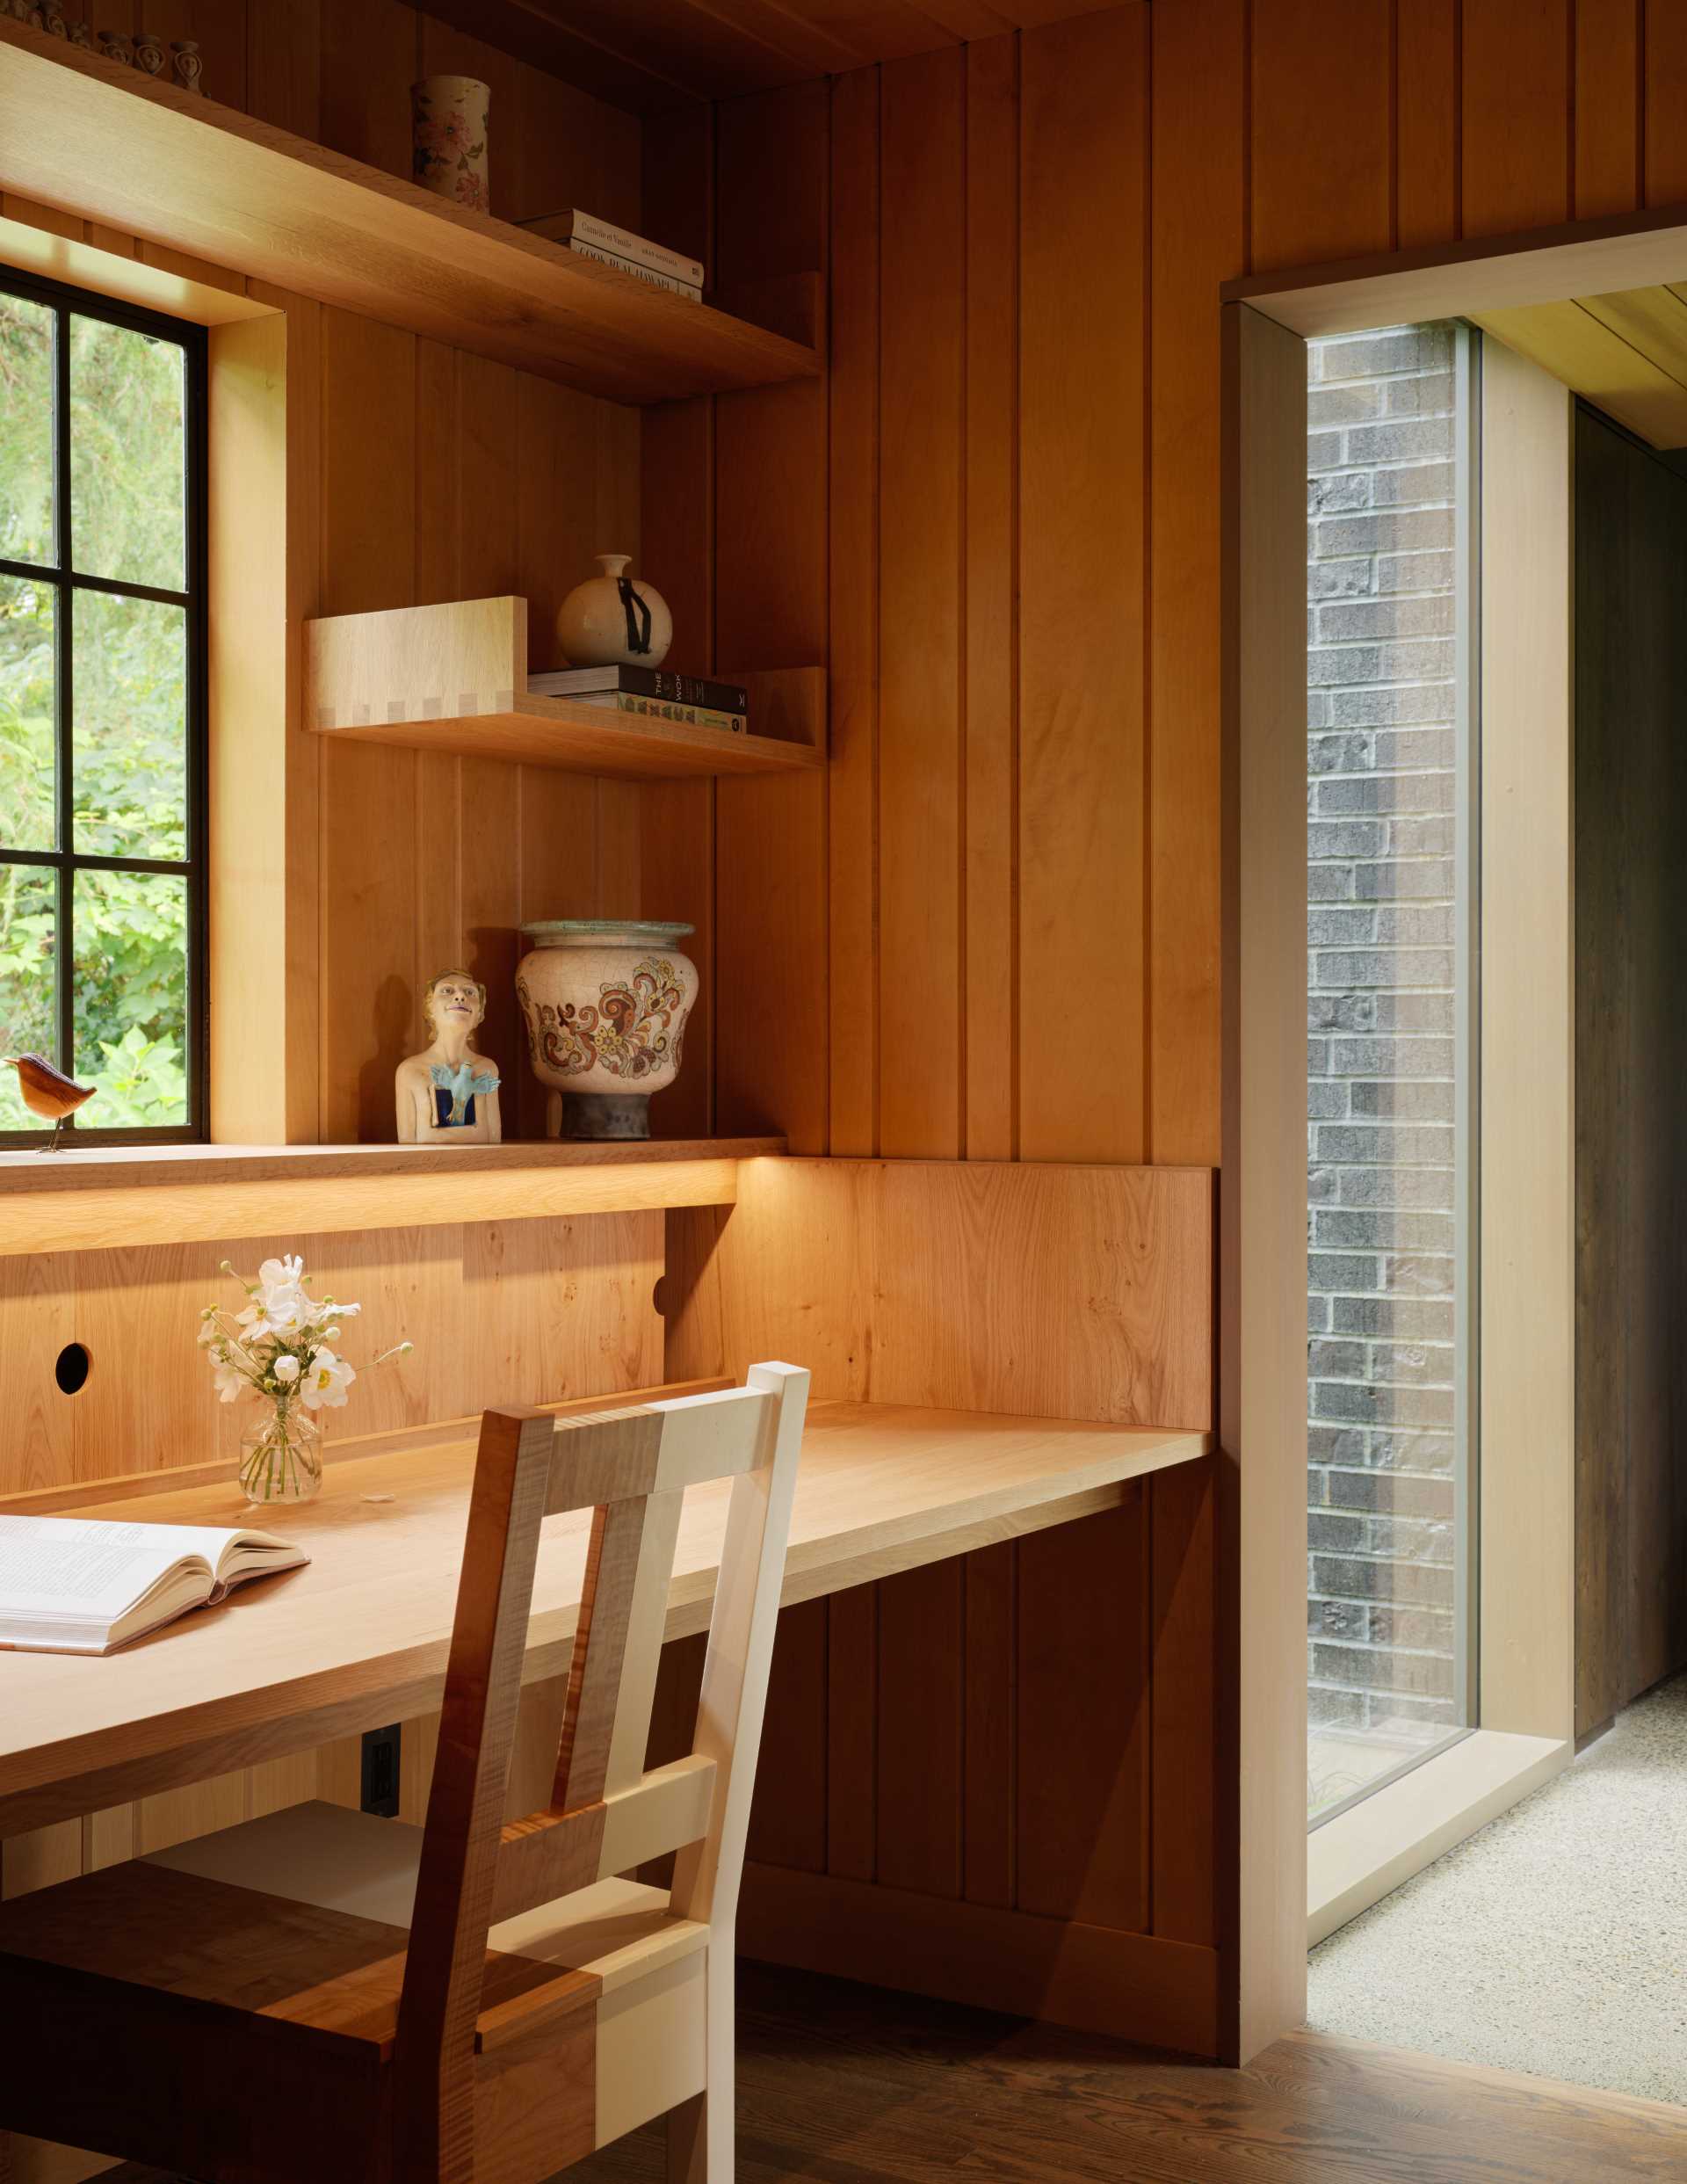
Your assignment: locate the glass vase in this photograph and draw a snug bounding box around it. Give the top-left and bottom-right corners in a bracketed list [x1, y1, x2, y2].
[238, 1405, 323, 1507]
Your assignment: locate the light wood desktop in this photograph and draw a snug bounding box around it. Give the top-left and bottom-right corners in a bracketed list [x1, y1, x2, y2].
[0, 1395, 1211, 1841]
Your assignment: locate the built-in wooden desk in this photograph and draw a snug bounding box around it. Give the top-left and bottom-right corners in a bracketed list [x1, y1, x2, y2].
[0, 1398, 1211, 1839]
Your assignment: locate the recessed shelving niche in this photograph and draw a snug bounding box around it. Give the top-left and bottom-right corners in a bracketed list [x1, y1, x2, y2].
[306, 598, 824, 780]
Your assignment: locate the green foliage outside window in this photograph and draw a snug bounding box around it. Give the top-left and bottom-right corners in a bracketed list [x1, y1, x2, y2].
[0, 287, 195, 1134]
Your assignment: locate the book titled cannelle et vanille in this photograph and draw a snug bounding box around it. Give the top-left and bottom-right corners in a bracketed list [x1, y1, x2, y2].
[0, 1513, 308, 1656]
[520, 208, 705, 301]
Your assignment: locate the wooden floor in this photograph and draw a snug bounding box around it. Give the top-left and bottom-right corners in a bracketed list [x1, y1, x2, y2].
[106, 1957, 1687, 2182]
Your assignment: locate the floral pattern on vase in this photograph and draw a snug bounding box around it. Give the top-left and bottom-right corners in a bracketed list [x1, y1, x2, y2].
[519, 958, 688, 1082]
[516, 920, 698, 1140]
[411, 76, 489, 211]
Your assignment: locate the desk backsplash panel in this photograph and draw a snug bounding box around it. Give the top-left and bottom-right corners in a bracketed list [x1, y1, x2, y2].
[0, 1213, 664, 1496]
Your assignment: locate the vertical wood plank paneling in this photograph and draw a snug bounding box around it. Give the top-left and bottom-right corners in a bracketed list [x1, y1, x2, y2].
[318, 0, 418, 179]
[641, 398, 718, 1141]
[962, 1540, 1014, 1906]
[1645, 5, 1687, 202]
[452, 350, 525, 1111]
[1148, 0, 1243, 1170]
[246, 0, 321, 137]
[744, 1599, 830, 1871]
[1396, 0, 1461, 248]
[963, 34, 1017, 1164]
[0, 1256, 74, 1497]
[1574, 0, 1641, 218]
[318, 308, 418, 1143]
[878, 47, 965, 1162]
[1249, 0, 1392, 269]
[413, 339, 461, 1027]
[825, 1582, 877, 1882]
[510, 364, 612, 1137]
[1146, 0, 1238, 1941]
[640, 122, 716, 1141]
[1018, 5, 1148, 1164]
[713, 80, 830, 1150]
[875, 1562, 965, 1897]
[1016, 1498, 1149, 1927]
[1150, 1459, 1217, 1941]
[1462, 0, 1572, 236]
[517, 59, 644, 231]
[828, 64, 881, 1160]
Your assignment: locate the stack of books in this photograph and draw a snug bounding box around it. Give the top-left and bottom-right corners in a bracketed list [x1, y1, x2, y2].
[521, 208, 705, 302]
[529, 664, 748, 736]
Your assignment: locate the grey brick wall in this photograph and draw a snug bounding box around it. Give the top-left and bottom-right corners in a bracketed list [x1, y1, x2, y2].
[1307, 324, 1462, 1743]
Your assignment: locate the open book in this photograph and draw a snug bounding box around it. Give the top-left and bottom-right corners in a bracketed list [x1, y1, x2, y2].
[0, 1514, 309, 1656]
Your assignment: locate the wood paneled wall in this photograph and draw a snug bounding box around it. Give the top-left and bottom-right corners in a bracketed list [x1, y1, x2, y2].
[6, 0, 649, 1150]
[625, 0, 1687, 2061]
[1574, 405, 1687, 1740]
[0, 1213, 664, 1498]
[655, 1157, 1220, 2051]
[644, 0, 1687, 1178]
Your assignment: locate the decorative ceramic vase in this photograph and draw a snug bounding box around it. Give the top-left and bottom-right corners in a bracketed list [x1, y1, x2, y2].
[555, 554, 673, 670]
[238, 1405, 323, 1507]
[134, 29, 166, 75]
[411, 75, 490, 211]
[516, 920, 698, 1140]
[170, 37, 201, 90]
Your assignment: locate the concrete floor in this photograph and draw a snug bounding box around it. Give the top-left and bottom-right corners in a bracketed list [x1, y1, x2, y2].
[1308, 1672, 1687, 2106]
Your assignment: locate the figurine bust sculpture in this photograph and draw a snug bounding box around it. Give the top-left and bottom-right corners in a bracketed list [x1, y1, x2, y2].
[395, 970, 503, 1144]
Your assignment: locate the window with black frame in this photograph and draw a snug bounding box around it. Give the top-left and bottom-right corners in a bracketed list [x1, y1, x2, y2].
[0, 272, 206, 1143]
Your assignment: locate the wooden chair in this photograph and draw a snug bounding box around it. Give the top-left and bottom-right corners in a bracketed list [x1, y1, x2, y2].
[0, 1362, 809, 2184]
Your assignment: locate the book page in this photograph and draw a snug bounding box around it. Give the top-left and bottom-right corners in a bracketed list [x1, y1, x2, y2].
[0, 1515, 213, 1623]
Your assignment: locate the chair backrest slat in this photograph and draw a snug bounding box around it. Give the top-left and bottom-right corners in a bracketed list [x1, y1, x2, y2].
[394, 1362, 808, 2157]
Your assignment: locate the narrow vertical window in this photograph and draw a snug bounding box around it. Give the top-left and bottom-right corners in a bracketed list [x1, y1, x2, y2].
[1307, 322, 1480, 1823]
[0, 272, 206, 1141]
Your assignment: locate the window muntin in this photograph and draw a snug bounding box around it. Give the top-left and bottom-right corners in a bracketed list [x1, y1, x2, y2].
[0, 271, 206, 1141]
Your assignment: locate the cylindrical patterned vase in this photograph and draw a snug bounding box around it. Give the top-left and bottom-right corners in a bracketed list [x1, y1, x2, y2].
[411, 76, 490, 211]
[516, 920, 698, 1140]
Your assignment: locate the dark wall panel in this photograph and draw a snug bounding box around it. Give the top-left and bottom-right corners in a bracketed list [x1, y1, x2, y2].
[1575, 406, 1687, 1736]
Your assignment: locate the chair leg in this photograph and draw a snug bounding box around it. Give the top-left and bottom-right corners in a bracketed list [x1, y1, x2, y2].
[668, 1948, 735, 2180]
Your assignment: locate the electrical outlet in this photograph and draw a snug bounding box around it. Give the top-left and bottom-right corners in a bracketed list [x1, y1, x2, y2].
[360, 1723, 402, 1817]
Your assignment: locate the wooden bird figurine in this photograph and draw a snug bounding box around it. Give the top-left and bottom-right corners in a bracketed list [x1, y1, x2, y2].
[4, 1054, 97, 1150]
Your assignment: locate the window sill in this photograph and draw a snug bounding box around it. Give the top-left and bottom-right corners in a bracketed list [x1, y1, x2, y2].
[1308, 1728, 1570, 1946]
[0, 1136, 786, 1253]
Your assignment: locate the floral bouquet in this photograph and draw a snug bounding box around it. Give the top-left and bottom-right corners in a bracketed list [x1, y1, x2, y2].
[200, 1256, 411, 1506]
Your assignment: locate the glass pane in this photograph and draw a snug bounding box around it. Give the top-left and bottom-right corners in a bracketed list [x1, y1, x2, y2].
[0, 574, 56, 852]
[73, 589, 187, 859]
[73, 867, 188, 1127]
[69, 313, 186, 591]
[1307, 322, 1475, 1825]
[0, 864, 58, 1130]
[0, 289, 55, 566]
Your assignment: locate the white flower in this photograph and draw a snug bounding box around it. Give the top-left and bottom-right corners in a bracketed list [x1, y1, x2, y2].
[237, 1255, 315, 1340]
[300, 1346, 356, 1411]
[212, 1360, 248, 1404]
[272, 1354, 301, 1385]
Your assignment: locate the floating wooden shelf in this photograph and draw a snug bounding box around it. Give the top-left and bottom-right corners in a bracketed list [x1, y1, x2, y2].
[307, 597, 825, 780]
[0, 20, 820, 405]
[0, 1136, 786, 1256]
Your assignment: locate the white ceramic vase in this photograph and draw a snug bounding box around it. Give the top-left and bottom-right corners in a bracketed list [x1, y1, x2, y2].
[411, 76, 490, 211]
[516, 920, 698, 1140]
[555, 554, 673, 669]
